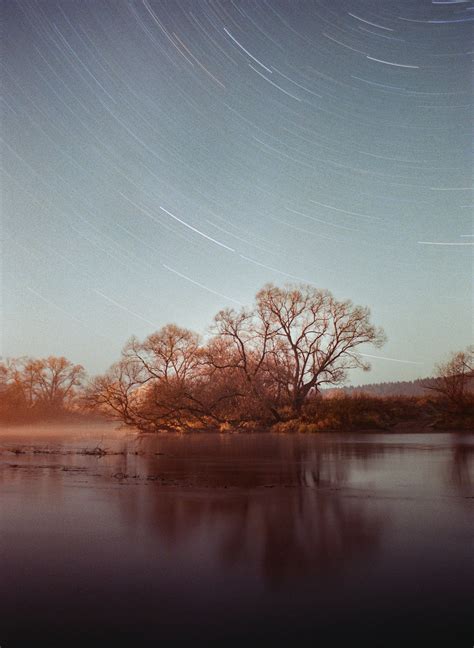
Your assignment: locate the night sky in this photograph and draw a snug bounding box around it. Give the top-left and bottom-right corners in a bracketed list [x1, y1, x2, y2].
[2, 0, 473, 383]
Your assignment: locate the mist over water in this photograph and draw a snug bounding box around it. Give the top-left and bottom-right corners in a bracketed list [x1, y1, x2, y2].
[1, 424, 472, 644]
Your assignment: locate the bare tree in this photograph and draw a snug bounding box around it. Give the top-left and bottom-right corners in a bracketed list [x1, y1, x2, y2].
[84, 358, 153, 428]
[86, 325, 242, 430]
[123, 324, 203, 385]
[123, 324, 212, 427]
[33, 356, 85, 407]
[209, 307, 280, 421]
[5, 356, 85, 410]
[87, 284, 386, 429]
[425, 347, 474, 410]
[213, 284, 385, 418]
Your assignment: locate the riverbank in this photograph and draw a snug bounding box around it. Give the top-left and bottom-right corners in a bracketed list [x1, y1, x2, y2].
[1, 395, 472, 433]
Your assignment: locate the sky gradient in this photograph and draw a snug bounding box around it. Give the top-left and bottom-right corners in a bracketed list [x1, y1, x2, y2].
[1, 0, 473, 384]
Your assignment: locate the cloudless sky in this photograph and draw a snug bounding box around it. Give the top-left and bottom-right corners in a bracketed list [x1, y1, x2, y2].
[1, 0, 473, 384]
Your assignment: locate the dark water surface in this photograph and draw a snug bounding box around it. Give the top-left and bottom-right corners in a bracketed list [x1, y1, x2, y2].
[1, 424, 472, 645]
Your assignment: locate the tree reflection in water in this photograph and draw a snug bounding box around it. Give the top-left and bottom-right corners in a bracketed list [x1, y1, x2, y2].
[447, 436, 473, 496]
[1, 429, 472, 644]
[114, 435, 386, 589]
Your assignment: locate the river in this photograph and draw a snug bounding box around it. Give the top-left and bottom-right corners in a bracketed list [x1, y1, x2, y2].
[1, 423, 472, 645]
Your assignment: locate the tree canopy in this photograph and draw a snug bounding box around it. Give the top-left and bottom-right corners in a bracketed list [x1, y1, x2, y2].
[85, 283, 386, 430]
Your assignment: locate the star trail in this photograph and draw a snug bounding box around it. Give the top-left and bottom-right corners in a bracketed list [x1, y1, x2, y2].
[1, 0, 472, 383]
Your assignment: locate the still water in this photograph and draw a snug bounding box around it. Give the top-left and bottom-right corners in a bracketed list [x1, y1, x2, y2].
[1, 424, 472, 645]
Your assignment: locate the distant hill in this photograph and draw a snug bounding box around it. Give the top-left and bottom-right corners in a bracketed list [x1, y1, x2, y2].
[324, 378, 433, 398]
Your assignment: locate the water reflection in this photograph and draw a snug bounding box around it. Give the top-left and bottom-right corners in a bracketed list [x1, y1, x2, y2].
[117, 482, 384, 589]
[1, 427, 472, 644]
[447, 437, 473, 494]
[105, 435, 388, 588]
[107, 432, 394, 489]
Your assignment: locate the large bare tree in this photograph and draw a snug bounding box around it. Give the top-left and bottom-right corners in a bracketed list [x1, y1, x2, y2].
[213, 283, 385, 417]
[87, 283, 386, 428]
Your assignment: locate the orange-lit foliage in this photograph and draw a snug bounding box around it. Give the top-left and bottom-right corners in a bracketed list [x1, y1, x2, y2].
[86, 283, 386, 430]
[3, 285, 471, 432]
[0, 356, 85, 422]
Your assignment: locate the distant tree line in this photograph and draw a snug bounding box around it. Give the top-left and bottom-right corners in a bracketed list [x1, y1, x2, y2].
[328, 378, 440, 398]
[331, 363, 474, 405]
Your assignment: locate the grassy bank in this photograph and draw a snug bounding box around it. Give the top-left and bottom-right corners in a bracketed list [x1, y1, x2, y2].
[1, 394, 472, 433]
[267, 395, 473, 433]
